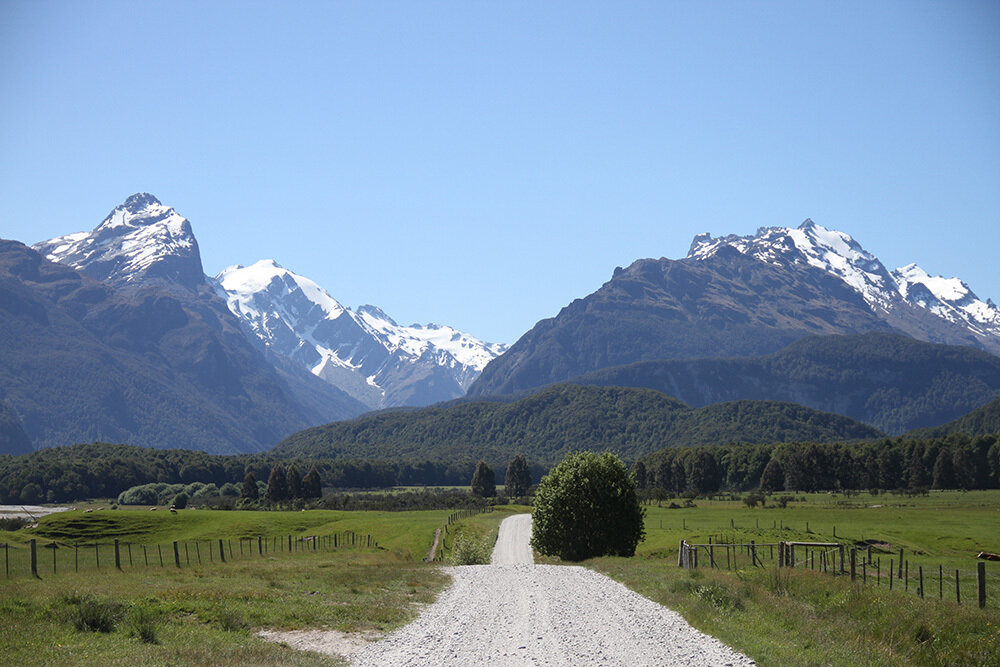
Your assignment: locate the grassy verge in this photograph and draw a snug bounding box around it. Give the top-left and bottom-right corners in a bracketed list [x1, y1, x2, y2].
[585, 490, 1000, 666]
[0, 507, 463, 665]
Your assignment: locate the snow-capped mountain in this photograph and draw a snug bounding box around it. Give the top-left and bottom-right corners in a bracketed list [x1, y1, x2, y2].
[214, 260, 507, 409]
[33, 193, 204, 289]
[688, 219, 1000, 344]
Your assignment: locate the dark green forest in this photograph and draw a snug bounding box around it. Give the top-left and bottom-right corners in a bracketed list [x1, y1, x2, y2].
[637, 433, 1000, 494]
[274, 384, 881, 464]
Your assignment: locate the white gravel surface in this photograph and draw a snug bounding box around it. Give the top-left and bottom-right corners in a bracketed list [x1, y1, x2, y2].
[350, 514, 754, 666]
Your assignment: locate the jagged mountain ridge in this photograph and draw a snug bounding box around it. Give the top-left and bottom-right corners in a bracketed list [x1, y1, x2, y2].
[689, 220, 1000, 345]
[0, 239, 362, 454]
[471, 220, 999, 397]
[214, 260, 507, 409]
[32, 193, 506, 413]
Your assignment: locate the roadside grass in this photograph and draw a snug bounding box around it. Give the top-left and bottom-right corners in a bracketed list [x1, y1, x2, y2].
[0, 507, 464, 665]
[586, 490, 1000, 666]
[439, 505, 528, 564]
[591, 557, 1000, 666]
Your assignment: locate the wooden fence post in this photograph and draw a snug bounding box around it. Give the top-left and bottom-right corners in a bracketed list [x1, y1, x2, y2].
[939, 564, 943, 598]
[115, 539, 121, 570]
[30, 539, 38, 578]
[898, 549, 903, 578]
[173, 541, 180, 568]
[956, 569, 961, 604]
[978, 562, 987, 609]
[219, 539, 226, 563]
[850, 549, 856, 581]
[919, 566, 924, 598]
[258, 536, 263, 556]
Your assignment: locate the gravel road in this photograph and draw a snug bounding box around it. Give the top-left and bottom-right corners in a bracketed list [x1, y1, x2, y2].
[350, 514, 754, 666]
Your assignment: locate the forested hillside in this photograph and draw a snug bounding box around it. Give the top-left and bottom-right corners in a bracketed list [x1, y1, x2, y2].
[907, 397, 1000, 439]
[274, 384, 881, 465]
[568, 333, 1000, 434]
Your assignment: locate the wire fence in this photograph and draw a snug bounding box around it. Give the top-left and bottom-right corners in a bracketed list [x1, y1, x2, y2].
[0, 531, 379, 581]
[678, 538, 1000, 609]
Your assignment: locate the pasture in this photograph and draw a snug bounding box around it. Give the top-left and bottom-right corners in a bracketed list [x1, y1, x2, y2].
[0, 506, 518, 666]
[590, 489, 1000, 666]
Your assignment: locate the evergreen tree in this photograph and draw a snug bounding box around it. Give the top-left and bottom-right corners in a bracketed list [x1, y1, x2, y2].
[632, 460, 647, 490]
[241, 471, 258, 500]
[505, 454, 531, 497]
[759, 457, 784, 492]
[302, 465, 323, 499]
[906, 444, 929, 490]
[287, 464, 303, 499]
[470, 460, 496, 498]
[932, 448, 954, 489]
[265, 463, 288, 503]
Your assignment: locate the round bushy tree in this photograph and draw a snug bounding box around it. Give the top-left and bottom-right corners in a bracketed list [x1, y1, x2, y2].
[531, 451, 645, 561]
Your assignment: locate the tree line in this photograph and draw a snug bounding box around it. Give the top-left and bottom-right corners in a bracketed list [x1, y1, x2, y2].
[636, 432, 1000, 494]
[0, 442, 543, 504]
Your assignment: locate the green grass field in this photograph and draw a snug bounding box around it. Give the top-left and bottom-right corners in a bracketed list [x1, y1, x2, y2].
[3, 493, 999, 665]
[0, 505, 517, 666]
[588, 490, 1000, 666]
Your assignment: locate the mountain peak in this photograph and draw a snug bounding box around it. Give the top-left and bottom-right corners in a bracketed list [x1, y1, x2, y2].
[798, 218, 816, 230]
[33, 193, 204, 289]
[122, 192, 162, 212]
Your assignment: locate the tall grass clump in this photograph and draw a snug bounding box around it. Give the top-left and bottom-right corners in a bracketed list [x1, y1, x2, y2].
[125, 605, 160, 644]
[63, 594, 126, 633]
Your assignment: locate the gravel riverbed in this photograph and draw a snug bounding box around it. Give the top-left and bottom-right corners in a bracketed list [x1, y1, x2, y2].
[350, 514, 754, 666]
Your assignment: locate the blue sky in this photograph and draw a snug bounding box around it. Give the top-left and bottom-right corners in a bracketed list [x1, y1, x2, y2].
[2, 1, 998, 344]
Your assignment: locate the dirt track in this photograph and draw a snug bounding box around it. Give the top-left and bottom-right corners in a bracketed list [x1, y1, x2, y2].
[350, 513, 754, 666]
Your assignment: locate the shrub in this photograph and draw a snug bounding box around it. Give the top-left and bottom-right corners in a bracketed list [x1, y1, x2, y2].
[505, 454, 532, 498]
[172, 492, 189, 509]
[530, 451, 645, 561]
[449, 533, 491, 565]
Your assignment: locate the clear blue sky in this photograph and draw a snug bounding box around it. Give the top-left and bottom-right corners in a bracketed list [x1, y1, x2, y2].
[2, 1, 998, 345]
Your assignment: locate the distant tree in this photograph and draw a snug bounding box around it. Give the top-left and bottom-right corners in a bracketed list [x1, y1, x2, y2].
[759, 458, 784, 493]
[20, 482, 42, 504]
[287, 464, 303, 499]
[302, 465, 323, 499]
[531, 452, 645, 561]
[505, 454, 531, 497]
[655, 458, 672, 490]
[686, 450, 719, 495]
[172, 491, 189, 509]
[989, 441, 1000, 487]
[241, 472, 258, 500]
[932, 448, 954, 489]
[877, 445, 903, 490]
[632, 460, 647, 490]
[470, 461, 496, 498]
[265, 464, 288, 503]
[906, 444, 929, 490]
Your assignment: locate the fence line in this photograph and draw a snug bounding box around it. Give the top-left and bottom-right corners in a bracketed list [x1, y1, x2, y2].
[0, 530, 379, 581]
[677, 538, 997, 609]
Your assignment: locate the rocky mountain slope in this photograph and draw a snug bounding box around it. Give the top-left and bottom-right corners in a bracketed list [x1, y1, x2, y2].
[470, 220, 998, 397]
[215, 260, 506, 409]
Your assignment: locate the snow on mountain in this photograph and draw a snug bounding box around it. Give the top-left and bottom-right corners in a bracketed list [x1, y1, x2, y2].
[687, 219, 1000, 344]
[688, 219, 898, 311]
[214, 260, 508, 409]
[893, 263, 1000, 337]
[33, 193, 204, 289]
